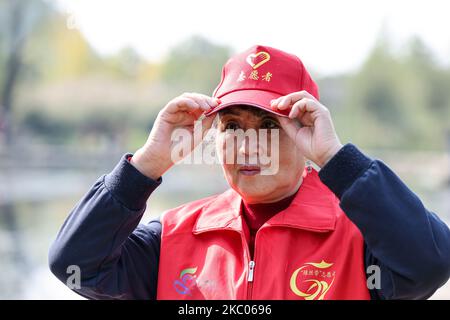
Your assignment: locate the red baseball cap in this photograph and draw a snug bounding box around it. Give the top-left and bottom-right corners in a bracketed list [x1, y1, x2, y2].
[205, 45, 319, 117]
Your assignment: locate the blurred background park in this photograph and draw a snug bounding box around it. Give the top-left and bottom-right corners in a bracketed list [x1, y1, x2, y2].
[0, 0, 449, 299]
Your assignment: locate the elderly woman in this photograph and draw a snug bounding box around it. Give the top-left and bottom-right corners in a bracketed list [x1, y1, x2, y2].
[49, 45, 450, 300]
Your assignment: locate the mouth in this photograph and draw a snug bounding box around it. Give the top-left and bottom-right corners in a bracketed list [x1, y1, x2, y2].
[238, 165, 261, 176]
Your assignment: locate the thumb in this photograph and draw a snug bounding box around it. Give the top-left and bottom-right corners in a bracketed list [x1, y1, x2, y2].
[192, 114, 216, 147]
[278, 116, 301, 142]
[200, 113, 216, 138]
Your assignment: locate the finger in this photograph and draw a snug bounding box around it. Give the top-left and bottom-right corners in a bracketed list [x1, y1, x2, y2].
[180, 93, 209, 111]
[167, 97, 201, 114]
[270, 96, 282, 107]
[298, 110, 315, 126]
[288, 98, 321, 119]
[270, 93, 296, 108]
[187, 94, 212, 111]
[200, 113, 216, 136]
[174, 98, 209, 121]
[271, 90, 316, 110]
[297, 90, 316, 100]
[288, 99, 307, 119]
[276, 93, 301, 110]
[185, 93, 219, 109]
[270, 94, 293, 110]
[277, 116, 301, 142]
[197, 93, 220, 108]
[191, 114, 216, 149]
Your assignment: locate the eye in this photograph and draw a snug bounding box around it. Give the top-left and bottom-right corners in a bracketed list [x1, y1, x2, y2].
[261, 119, 279, 130]
[223, 121, 240, 131]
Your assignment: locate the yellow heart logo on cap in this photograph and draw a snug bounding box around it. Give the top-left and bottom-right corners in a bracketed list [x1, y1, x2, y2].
[246, 51, 270, 69]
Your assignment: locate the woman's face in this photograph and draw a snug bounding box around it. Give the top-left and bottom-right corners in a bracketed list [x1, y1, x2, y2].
[216, 105, 305, 204]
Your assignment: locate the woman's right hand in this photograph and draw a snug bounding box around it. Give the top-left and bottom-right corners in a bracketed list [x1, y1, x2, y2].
[130, 92, 219, 180]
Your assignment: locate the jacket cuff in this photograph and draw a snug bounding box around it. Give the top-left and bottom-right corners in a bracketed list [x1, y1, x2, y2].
[104, 154, 162, 211]
[318, 144, 372, 199]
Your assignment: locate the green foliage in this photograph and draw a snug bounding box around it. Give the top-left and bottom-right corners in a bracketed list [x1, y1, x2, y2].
[22, 109, 74, 143]
[24, 14, 102, 82]
[337, 35, 450, 150]
[159, 36, 231, 94]
[1, 1, 449, 151]
[101, 47, 143, 79]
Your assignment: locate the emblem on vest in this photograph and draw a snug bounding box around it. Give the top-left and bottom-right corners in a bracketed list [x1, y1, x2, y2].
[173, 267, 198, 296]
[290, 260, 336, 300]
[173, 266, 217, 297]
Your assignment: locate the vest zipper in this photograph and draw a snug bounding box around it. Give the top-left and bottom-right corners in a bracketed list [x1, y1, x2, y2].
[247, 260, 255, 299]
[239, 228, 255, 300]
[241, 222, 266, 300]
[247, 225, 267, 300]
[248, 260, 255, 281]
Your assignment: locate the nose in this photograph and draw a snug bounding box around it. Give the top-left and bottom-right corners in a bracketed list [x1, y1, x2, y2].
[238, 130, 264, 159]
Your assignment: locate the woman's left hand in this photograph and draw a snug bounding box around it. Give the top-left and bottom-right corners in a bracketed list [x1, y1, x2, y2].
[272, 90, 343, 168]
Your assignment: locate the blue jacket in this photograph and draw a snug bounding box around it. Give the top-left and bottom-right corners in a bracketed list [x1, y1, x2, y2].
[48, 144, 450, 299]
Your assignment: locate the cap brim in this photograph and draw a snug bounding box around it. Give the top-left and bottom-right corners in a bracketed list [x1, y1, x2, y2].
[204, 90, 289, 117]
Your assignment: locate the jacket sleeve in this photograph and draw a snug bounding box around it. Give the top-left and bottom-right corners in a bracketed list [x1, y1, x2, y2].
[318, 144, 450, 300]
[48, 154, 162, 299]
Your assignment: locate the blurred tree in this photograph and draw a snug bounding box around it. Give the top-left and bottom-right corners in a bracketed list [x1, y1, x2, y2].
[160, 35, 231, 94]
[0, 0, 51, 143]
[343, 34, 406, 148]
[403, 36, 449, 127]
[1, 8, 447, 152]
[342, 31, 450, 150]
[22, 109, 74, 143]
[102, 47, 143, 79]
[24, 14, 101, 82]
[0, 0, 52, 292]
[355, 38, 403, 123]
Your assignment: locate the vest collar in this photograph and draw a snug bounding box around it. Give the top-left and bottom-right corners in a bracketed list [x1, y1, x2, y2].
[193, 169, 337, 234]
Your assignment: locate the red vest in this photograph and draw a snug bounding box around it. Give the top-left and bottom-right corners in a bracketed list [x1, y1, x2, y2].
[157, 169, 370, 300]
